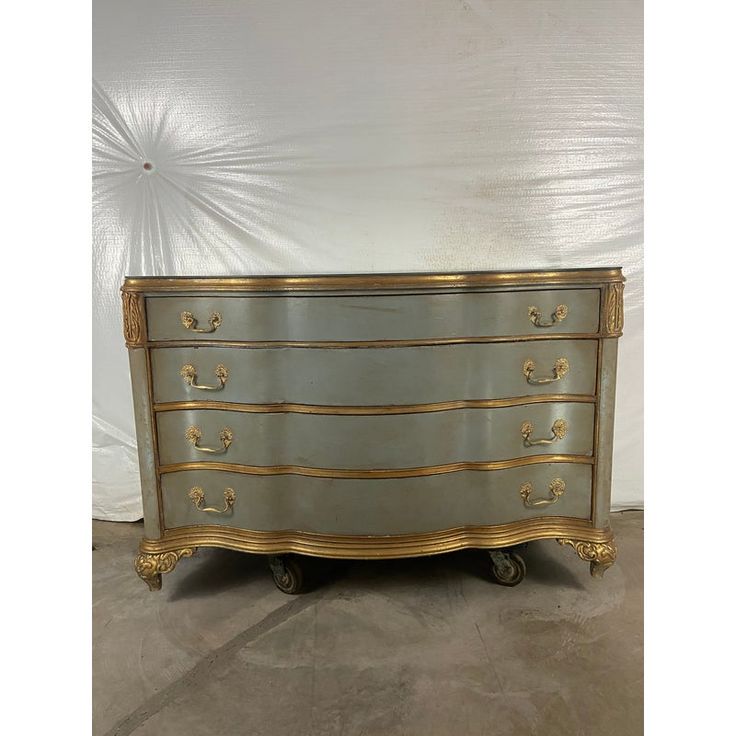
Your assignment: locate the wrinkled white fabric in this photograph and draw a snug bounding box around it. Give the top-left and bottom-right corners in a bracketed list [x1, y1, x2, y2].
[93, 0, 643, 520]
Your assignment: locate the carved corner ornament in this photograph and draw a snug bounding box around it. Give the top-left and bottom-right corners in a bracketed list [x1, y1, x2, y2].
[134, 548, 196, 591]
[557, 538, 617, 578]
[601, 282, 624, 336]
[122, 290, 145, 347]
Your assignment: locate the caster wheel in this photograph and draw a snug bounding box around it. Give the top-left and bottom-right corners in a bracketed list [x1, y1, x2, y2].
[489, 550, 526, 587]
[268, 555, 305, 594]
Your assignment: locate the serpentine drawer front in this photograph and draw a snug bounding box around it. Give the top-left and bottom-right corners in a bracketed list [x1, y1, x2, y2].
[160, 464, 593, 535]
[151, 341, 598, 405]
[145, 289, 600, 342]
[123, 269, 624, 592]
[156, 403, 595, 469]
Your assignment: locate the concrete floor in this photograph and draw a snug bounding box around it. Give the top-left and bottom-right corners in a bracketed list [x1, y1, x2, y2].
[93, 511, 642, 736]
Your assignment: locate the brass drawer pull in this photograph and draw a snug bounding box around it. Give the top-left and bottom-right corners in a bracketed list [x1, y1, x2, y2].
[188, 487, 236, 514]
[528, 304, 568, 328]
[520, 478, 565, 508]
[520, 419, 567, 446]
[185, 426, 233, 454]
[523, 357, 569, 385]
[180, 364, 228, 391]
[181, 311, 222, 333]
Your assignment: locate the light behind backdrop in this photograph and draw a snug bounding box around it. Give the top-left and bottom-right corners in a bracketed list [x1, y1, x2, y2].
[92, 0, 643, 520]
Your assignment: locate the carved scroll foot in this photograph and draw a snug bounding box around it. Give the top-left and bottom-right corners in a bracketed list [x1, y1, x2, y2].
[134, 548, 196, 591]
[557, 538, 617, 578]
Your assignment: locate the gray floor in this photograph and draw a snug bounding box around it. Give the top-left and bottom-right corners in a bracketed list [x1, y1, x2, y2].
[93, 511, 643, 736]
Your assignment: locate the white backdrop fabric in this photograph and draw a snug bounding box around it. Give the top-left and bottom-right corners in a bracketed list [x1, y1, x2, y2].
[92, 0, 643, 520]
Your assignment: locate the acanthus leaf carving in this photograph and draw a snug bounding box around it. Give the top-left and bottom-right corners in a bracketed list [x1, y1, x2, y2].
[122, 291, 145, 347]
[602, 283, 624, 336]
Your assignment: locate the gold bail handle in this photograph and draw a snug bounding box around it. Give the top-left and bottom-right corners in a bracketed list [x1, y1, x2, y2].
[185, 426, 233, 453]
[188, 487, 236, 514]
[519, 479, 566, 508]
[520, 419, 568, 446]
[181, 311, 222, 333]
[523, 358, 569, 385]
[180, 364, 229, 391]
[528, 304, 568, 328]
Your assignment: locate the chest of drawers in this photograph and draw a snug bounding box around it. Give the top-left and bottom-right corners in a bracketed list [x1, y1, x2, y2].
[122, 269, 624, 592]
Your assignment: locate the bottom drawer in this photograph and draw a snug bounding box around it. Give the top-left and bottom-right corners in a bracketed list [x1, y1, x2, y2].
[161, 463, 592, 535]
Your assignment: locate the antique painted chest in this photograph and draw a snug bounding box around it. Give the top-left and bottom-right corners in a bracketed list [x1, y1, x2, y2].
[122, 268, 624, 592]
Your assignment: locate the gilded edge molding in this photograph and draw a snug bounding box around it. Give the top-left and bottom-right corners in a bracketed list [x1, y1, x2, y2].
[157, 453, 594, 480]
[140, 519, 613, 560]
[122, 290, 146, 347]
[134, 548, 196, 590]
[143, 333, 604, 349]
[601, 282, 624, 336]
[122, 268, 624, 293]
[153, 394, 596, 416]
[557, 538, 617, 578]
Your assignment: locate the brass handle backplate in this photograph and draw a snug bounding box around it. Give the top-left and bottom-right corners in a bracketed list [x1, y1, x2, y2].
[523, 357, 569, 385]
[528, 304, 568, 328]
[180, 364, 229, 391]
[520, 419, 567, 447]
[181, 311, 222, 333]
[185, 426, 233, 454]
[520, 478, 565, 508]
[188, 487, 236, 514]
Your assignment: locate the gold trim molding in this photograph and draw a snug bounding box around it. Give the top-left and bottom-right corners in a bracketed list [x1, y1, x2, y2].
[601, 282, 624, 336]
[154, 394, 596, 417]
[123, 268, 624, 294]
[158, 454, 593, 480]
[141, 518, 613, 560]
[122, 291, 145, 347]
[134, 548, 196, 590]
[557, 537, 617, 578]
[145, 332, 603, 349]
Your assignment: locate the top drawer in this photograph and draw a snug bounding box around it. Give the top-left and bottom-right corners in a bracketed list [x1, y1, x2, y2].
[145, 289, 600, 343]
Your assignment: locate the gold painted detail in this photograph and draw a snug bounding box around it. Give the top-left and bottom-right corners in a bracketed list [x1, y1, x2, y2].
[602, 283, 624, 336]
[188, 487, 236, 514]
[180, 310, 222, 333]
[122, 268, 625, 293]
[147, 333, 606, 349]
[154, 394, 595, 417]
[122, 291, 145, 347]
[159, 454, 592, 479]
[143, 518, 613, 560]
[519, 478, 566, 508]
[185, 426, 233, 454]
[134, 548, 195, 591]
[523, 357, 569, 385]
[528, 304, 568, 328]
[520, 419, 567, 446]
[557, 538, 617, 578]
[180, 363, 229, 391]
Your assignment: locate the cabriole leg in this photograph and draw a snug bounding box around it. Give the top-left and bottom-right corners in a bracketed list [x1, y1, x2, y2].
[557, 538, 617, 578]
[134, 548, 196, 591]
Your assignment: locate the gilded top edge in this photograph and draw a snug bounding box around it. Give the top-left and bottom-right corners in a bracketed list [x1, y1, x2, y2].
[121, 268, 624, 293]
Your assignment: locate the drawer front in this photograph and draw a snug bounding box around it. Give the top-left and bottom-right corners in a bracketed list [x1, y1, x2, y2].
[146, 289, 600, 342]
[156, 403, 595, 469]
[161, 463, 593, 535]
[151, 340, 598, 405]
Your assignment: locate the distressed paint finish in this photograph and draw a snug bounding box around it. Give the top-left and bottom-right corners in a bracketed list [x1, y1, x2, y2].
[160, 463, 594, 535]
[122, 270, 623, 578]
[146, 288, 601, 342]
[127, 348, 160, 539]
[150, 340, 599, 406]
[593, 338, 619, 528]
[156, 403, 595, 469]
